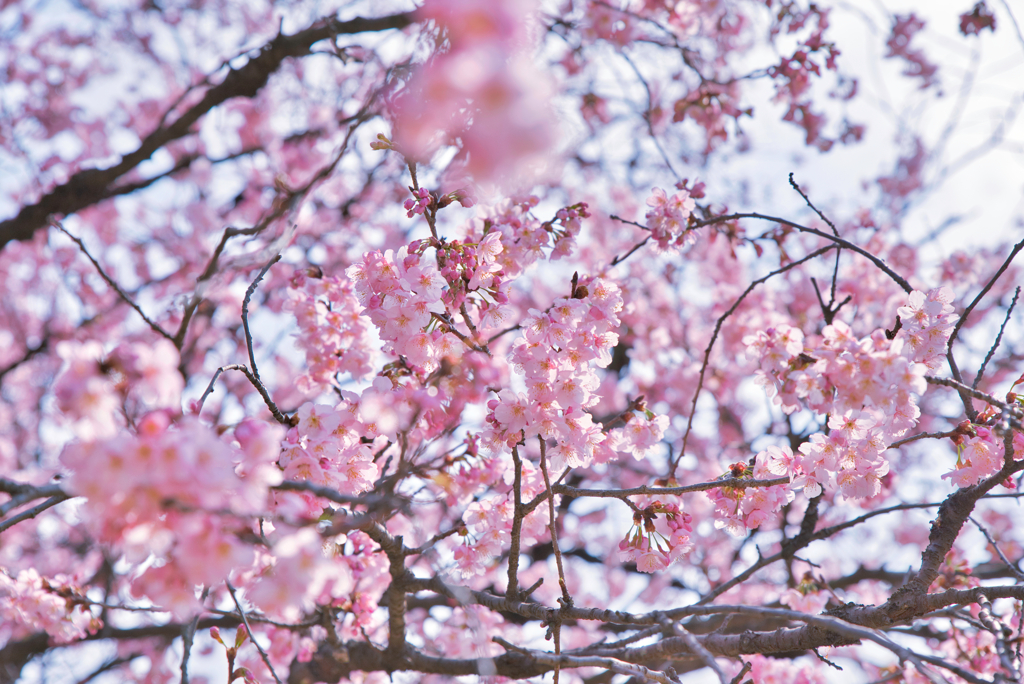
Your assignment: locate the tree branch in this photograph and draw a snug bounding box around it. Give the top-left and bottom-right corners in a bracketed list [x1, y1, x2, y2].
[0, 12, 415, 250]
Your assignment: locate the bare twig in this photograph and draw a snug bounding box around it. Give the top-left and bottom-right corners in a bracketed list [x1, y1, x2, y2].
[1, 12, 416, 250]
[225, 581, 284, 684]
[973, 286, 1020, 392]
[180, 614, 201, 684]
[53, 221, 174, 342]
[196, 364, 291, 425]
[788, 174, 837, 234]
[619, 51, 680, 181]
[539, 443, 571, 606]
[655, 614, 727, 684]
[926, 376, 1023, 424]
[688, 212, 912, 293]
[970, 517, 1024, 582]
[0, 480, 68, 517]
[889, 431, 958, 449]
[241, 254, 282, 387]
[555, 477, 790, 501]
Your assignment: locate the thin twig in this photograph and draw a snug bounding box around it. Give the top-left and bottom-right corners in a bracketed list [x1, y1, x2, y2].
[53, 221, 174, 342]
[493, 637, 680, 684]
[539, 438, 569, 684]
[655, 614, 727, 684]
[619, 51, 680, 181]
[225, 581, 284, 684]
[180, 614, 201, 684]
[970, 517, 1024, 582]
[272, 480, 398, 507]
[197, 364, 291, 425]
[889, 431, 958, 449]
[926, 376, 1023, 423]
[729, 660, 752, 684]
[788, 174, 837, 235]
[687, 212, 912, 293]
[539, 439, 572, 608]
[946, 238, 1024, 417]
[195, 366, 226, 413]
[674, 244, 836, 477]
[606, 231, 651, 268]
[242, 254, 282, 387]
[554, 476, 790, 500]
[973, 286, 1020, 392]
[406, 524, 466, 556]
[0, 480, 68, 517]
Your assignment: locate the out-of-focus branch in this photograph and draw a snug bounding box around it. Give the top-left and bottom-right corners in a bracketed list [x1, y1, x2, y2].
[53, 221, 174, 342]
[0, 12, 415, 250]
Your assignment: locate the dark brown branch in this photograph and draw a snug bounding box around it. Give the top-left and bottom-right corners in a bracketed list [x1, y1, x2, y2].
[384, 538, 409, 657]
[926, 375, 1023, 424]
[226, 581, 284, 684]
[0, 12, 415, 250]
[173, 90, 381, 348]
[295, 591, 1024, 682]
[889, 456, 1024, 612]
[197, 363, 291, 425]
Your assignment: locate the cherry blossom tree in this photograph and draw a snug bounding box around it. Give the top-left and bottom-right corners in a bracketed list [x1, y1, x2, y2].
[1, 1, 1023, 683]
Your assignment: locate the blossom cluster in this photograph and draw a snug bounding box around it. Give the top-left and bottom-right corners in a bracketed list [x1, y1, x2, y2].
[404, 187, 431, 217]
[644, 186, 696, 249]
[244, 528, 355, 623]
[485, 278, 636, 470]
[391, 0, 554, 184]
[455, 462, 549, 578]
[885, 13, 939, 90]
[433, 231, 509, 313]
[346, 245, 460, 372]
[284, 267, 376, 393]
[705, 449, 794, 536]
[59, 414, 284, 614]
[0, 569, 98, 644]
[277, 401, 381, 503]
[896, 286, 958, 370]
[53, 337, 183, 440]
[464, 197, 589, 279]
[618, 502, 693, 573]
[943, 425, 1024, 487]
[744, 288, 958, 500]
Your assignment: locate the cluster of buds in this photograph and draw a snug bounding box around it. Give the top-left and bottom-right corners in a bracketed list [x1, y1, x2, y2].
[617, 502, 692, 573]
[404, 187, 431, 217]
[706, 449, 794, 535]
[209, 626, 256, 684]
